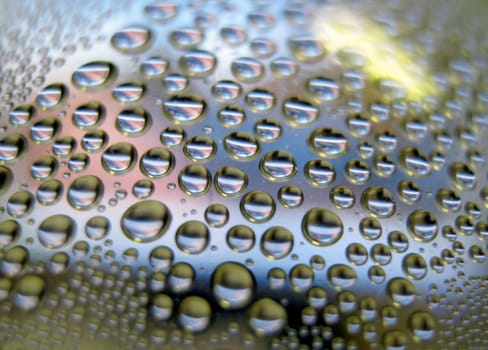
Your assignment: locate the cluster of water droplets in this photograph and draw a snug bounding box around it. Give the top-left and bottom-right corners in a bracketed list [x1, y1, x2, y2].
[1, 0, 488, 349]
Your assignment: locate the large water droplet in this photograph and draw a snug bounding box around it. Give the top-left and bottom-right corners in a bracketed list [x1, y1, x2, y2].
[102, 142, 137, 174]
[227, 225, 255, 253]
[302, 208, 343, 246]
[67, 175, 103, 210]
[248, 298, 286, 335]
[260, 150, 296, 181]
[231, 57, 264, 82]
[261, 226, 293, 259]
[407, 210, 438, 242]
[178, 296, 211, 332]
[241, 191, 275, 223]
[140, 147, 174, 178]
[212, 262, 254, 309]
[38, 215, 74, 248]
[6, 191, 33, 218]
[0, 133, 26, 161]
[112, 83, 144, 103]
[116, 108, 150, 135]
[0, 220, 20, 247]
[215, 166, 248, 197]
[36, 84, 64, 109]
[163, 95, 205, 123]
[72, 61, 113, 89]
[178, 164, 211, 196]
[361, 186, 395, 218]
[121, 200, 171, 243]
[175, 221, 209, 254]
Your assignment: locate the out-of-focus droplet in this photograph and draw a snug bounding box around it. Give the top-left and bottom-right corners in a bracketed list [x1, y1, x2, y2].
[212, 262, 254, 309]
[111, 26, 151, 53]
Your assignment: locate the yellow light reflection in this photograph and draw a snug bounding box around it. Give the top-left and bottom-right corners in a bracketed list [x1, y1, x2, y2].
[313, 6, 437, 100]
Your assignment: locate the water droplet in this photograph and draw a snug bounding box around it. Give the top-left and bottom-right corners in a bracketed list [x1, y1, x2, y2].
[121, 200, 171, 243]
[408, 210, 438, 242]
[304, 160, 335, 186]
[179, 50, 216, 77]
[330, 186, 355, 209]
[284, 98, 319, 126]
[49, 251, 69, 274]
[436, 188, 461, 212]
[397, 180, 421, 203]
[241, 191, 275, 223]
[469, 245, 486, 263]
[175, 221, 209, 254]
[13, 274, 45, 311]
[261, 226, 293, 259]
[260, 150, 296, 181]
[450, 162, 476, 190]
[205, 204, 229, 228]
[224, 132, 260, 160]
[383, 330, 407, 350]
[231, 57, 264, 82]
[140, 147, 174, 178]
[278, 185, 303, 208]
[227, 225, 255, 253]
[303, 208, 343, 246]
[399, 147, 432, 177]
[328, 264, 357, 290]
[72, 61, 113, 89]
[150, 246, 173, 270]
[144, 2, 178, 21]
[184, 136, 216, 161]
[212, 262, 254, 309]
[38, 215, 74, 248]
[113, 83, 144, 103]
[85, 216, 110, 241]
[215, 166, 248, 197]
[163, 95, 205, 123]
[290, 264, 314, 292]
[7, 191, 33, 218]
[0, 220, 20, 247]
[111, 26, 151, 53]
[53, 136, 75, 157]
[347, 115, 371, 137]
[0, 133, 26, 161]
[344, 159, 370, 185]
[36, 179, 62, 205]
[246, 89, 275, 112]
[151, 294, 173, 321]
[67, 175, 103, 210]
[81, 130, 107, 152]
[248, 298, 286, 335]
[361, 186, 395, 218]
[178, 164, 211, 195]
[374, 154, 396, 177]
[36, 84, 64, 109]
[178, 296, 211, 332]
[140, 56, 168, 77]
[368, 266, 386, 284]
[346, 243, 368, 266]
[388, 231, 409, 253]
[31, 156, 57, 180]
[72, 103, 103, 129]
[116, 108, 150, 135]
[388, 278, 416, 306]
[288, 36, 326, 62]
[9, 105, 33, 126]
[212, 81, 242, 102]
[102, 142, 137, 174]
[221, 26, 246, 45]
[409, 311, 436, 342]
[308, 77, 340, 102]
[371, 244, 392, 265]
[403, 253, 427, 280]
[270, 57, 298, 78]
[30, 117, 60, 143]
[170, 27, 202, 49]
